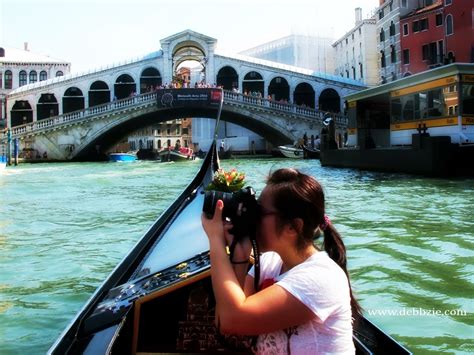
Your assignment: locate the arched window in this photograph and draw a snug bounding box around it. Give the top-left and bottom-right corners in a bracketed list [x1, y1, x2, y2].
[29, 70, 37, 83]
[381, 51, 386, 68]
[4, 70, 13, 89]
[40, 71, 47, 81]
[56, 71, 64, 77]
[19, 70, 27, 86]
[380, 28, 385, 42]
[446, 14, 453, 35]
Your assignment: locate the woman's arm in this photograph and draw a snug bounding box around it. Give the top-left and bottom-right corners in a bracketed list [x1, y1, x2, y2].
[202, 201, 315, 336]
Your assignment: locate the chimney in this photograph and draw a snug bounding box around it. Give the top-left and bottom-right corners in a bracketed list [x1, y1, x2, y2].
[24, 42, 29, 51]
[355, 7, 362, 25]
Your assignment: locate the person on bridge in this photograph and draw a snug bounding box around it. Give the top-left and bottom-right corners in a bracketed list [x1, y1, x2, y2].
[202, 168, 360, 354]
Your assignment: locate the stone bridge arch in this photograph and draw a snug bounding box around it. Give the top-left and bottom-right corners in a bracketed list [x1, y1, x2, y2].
[72, 103, 294, 160]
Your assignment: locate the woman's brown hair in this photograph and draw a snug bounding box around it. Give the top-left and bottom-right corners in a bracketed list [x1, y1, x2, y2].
[266, 168, 362, 316]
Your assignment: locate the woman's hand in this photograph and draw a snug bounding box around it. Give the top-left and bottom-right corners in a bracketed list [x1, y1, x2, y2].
[201, 200, 252, 261]
[201, 199, 226, 246]
[223, 222, 252, 263]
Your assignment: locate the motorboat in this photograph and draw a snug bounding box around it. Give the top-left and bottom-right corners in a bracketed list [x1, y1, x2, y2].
[108, 152, 137, 162]
[278, 145, 304, 159]
[159, 147, 195, 162]
[49, 88, 411, 354]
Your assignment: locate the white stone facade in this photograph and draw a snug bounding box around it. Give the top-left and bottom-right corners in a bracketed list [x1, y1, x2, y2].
[0, 45, 70, 123]
[375, 0, 419, 84]
[333, 8, 378, 87]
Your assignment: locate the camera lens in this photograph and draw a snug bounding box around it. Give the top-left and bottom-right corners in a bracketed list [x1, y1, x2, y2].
[203, 190, 233, 218]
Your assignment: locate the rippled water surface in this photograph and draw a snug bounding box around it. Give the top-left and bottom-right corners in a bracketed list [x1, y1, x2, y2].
[0, 159, 472, 354]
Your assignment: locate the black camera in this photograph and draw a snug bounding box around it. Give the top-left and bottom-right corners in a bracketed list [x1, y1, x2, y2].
[202, 187, 259, 241]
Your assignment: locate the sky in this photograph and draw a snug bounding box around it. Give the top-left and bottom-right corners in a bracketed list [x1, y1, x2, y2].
[0, 0, 380, 73]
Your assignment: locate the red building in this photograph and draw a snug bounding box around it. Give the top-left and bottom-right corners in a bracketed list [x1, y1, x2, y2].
[400, 0, 473, 76]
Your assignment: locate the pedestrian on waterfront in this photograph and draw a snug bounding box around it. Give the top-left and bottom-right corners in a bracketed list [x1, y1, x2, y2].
[311, 134, 315, 148]
[315, 135, 321, 150]
[202, 168, 360, 354]
[303, 132, 308, 147]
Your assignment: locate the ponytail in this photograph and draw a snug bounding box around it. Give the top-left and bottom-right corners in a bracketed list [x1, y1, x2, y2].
[323, 224, 362, 317]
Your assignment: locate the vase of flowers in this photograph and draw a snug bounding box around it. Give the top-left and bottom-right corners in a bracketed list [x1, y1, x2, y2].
[205, 168, 246, 192]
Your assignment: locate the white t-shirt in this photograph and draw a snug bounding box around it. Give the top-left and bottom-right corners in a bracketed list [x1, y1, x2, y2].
[248, 251, 354, 355]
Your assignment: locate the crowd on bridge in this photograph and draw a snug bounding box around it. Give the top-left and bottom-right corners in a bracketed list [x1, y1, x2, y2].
[142, 80, 224, 93]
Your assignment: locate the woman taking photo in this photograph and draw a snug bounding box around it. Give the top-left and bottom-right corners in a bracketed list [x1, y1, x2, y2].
[202, 168, 360, 354]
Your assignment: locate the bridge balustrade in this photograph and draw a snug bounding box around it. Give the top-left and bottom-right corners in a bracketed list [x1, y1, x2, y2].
[3, 89, 347, 141]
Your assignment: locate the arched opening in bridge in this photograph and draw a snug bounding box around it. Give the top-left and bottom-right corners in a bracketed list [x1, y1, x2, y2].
[243, 71, 264, 96]
[172, 44, 206, 85]
[319, 88, 340, 112]
[294, 82, 315, 108]
[89, 81, 110, 107]
[63, 87, 85, 114]
[140, 67, 162, 93]
[37, 94, 59, 120]
[268, 77, 289, 101]
[10, 100, 33, 127]
[216, 66, 238, 90]
[115, 74, 136, 99]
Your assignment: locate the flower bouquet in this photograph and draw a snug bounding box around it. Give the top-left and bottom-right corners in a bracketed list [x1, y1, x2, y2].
[205, 168, 246, 192]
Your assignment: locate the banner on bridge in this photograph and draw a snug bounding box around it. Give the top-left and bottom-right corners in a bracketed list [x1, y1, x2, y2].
[156, 89, 222, 108]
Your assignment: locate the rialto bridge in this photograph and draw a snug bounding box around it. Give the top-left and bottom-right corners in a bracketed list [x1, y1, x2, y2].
[1, 30, 365, 160]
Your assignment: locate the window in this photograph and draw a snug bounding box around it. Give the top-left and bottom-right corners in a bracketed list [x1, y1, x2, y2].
[346, 70, 349, 78]
[19, 70, 27, 86]
[182, 128, 189, 135]
[4, 70, 12, 89]
[380, 28, 385, 42]
[391, 46, 397, 63]
[0, 72, 2, 89]
[381, 51, 386, 68]
[446, 14, 453, 35]
[435, 13, 443, 26]
[420, 18, 429, 31]
[176, 126, 180, 135]
[359, 63, 364, 78]
[56, 71, 63, 77]
[379, 9, 384, 19]
[40, 71, 47, 81]
[413, 21, 419, 32]
[403, 23, 409, 36]
[422, 44, 429, 61]
[390, 21, 396, 36]
[403, 49, 410, 64]
[29, 70, 37, 83]
[401, 0, 407, 7]
[352, 67, 356, 79]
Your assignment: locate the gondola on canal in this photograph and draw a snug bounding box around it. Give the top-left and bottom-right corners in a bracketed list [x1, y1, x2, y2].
[303, 145, 320, 159]
[49, 88, 411, 354]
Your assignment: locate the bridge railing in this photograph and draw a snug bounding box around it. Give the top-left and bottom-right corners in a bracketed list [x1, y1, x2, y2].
[8, 91, 158, 137]
[223, 91, 347, 126]
[4, 89, 347, 139]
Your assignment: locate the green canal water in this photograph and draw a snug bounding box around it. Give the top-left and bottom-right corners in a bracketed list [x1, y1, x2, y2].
[0, 158, 472, 354]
